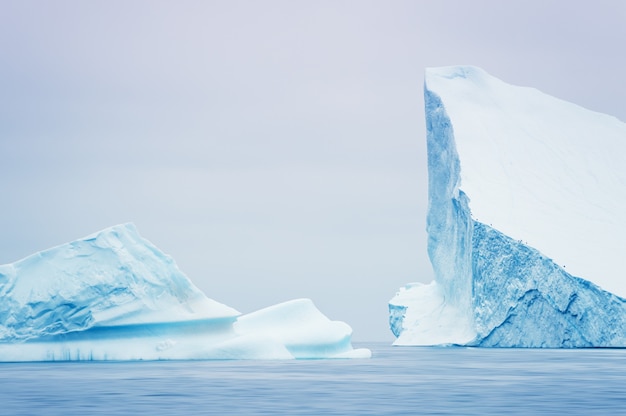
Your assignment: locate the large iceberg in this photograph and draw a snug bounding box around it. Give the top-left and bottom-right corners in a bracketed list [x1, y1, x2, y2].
[0, 223, 370, 361]
[390, 66, 626, 347]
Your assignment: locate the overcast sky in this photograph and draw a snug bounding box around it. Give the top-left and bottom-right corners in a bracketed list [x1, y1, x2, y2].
[1, 1, 625, 341]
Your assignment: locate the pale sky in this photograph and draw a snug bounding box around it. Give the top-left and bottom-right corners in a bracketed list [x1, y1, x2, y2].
[1, 1, 625, 341]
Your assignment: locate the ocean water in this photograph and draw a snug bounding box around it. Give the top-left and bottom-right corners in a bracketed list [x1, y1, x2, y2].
[1, 343, 626, 415]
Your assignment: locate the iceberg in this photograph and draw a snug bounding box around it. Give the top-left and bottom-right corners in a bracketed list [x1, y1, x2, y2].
[390, 66, 626, 347]
[0, 223, 370, 361]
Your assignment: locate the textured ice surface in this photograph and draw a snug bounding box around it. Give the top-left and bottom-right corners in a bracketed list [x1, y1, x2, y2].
[390, 66, 626, 347]
[0, 224, 369, 361]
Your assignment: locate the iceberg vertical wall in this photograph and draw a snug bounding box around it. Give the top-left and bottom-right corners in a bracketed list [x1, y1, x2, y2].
[424, 88, 474, 324]
[390, 66, 626, 347]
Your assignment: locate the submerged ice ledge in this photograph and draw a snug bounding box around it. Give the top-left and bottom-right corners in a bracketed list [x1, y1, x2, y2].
[0, 224, 370, 361]
[390, 65, 626, 348]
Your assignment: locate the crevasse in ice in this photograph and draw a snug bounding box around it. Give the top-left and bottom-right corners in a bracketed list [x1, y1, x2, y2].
[0, 223, 370, 361]
[390, 66, 626, 347]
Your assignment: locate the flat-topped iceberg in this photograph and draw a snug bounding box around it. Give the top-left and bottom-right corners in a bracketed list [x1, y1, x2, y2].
[390, 66, 626, 347]
[0, 223, 370, 361]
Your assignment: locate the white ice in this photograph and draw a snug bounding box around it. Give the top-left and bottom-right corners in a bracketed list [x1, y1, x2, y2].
[389, 282, 475, 346]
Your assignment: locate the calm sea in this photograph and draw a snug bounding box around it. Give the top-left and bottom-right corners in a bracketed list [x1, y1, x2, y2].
[1, 343, 626, 415]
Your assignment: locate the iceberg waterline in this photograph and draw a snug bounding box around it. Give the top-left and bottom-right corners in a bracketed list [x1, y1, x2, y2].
[0, 223, 370, 361]
[390, 66, 626, 347]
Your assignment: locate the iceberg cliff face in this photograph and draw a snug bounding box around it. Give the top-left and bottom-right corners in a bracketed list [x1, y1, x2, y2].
[390, 66, 626, 347]
[0, 224, 370, 360]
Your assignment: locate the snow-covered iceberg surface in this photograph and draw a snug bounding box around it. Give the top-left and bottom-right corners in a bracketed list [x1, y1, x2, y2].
[0, 223, 370, 361]
[390, 66, 626, 347]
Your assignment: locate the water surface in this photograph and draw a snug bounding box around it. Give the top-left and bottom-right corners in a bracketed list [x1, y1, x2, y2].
[1, 343, 625, 415]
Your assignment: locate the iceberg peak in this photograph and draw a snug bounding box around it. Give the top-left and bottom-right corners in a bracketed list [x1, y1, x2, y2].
[425, 65, 487, 81]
